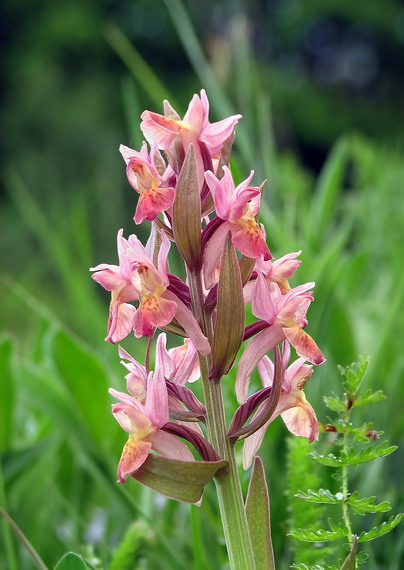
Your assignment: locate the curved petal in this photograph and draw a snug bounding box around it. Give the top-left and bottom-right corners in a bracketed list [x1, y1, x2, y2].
[155, 333, 175, 379]
[150, 429, 195, 462]
[203, 221, 231, 290]
[145, 369, 169, 427]
[201, 114, 243, 154]
[106, 302, 136, 343]
[231, 220, 271, 260]
[283, 326, 325, 365]
[163, 290, 211, 356]
[140, 111, 181, 149]
[117, 437, 152, 482]
[133, 295, 177, 338]
[134, 186, 175, 224]
[236, 326, 285, 404]
[281, 401, 319, 442]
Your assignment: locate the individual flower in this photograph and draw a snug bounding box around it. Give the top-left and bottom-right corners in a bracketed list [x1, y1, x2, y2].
[90, 229, 138, 343]
[244, 251, 302, 303]
[109, 367, 194, 482]
[119, 143, 175, 224]
[203, 166, 271, 288]
[140, 90, 242, 188]
[236, 272, 325, 403]
[242, 342, 318, 469]
[91, 229, 210, 355]
[140, 89, 242, 157]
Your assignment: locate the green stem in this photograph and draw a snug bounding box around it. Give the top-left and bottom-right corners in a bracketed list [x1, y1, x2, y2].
[188, 270, 256, 570]
[341, 416, 353, 546]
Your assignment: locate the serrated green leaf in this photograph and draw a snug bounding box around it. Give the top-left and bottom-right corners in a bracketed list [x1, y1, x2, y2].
[291, 563, 338, 570]
[54, 552, 89, 569]
[357, 513, 404, 543]
[323, 395, 346, 412]
[348, 492, 391, 516]
[288, 524, 348, 542]
[338, 356, 369, 394]
[295, 489, 343, 505]
[310, 441, 397, 467]
[351, 389, 386, 409]
[309, 452, 342, 467]
[356, 551, 369, 565]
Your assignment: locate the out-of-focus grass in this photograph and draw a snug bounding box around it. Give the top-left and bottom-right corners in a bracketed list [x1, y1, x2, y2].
[1, 1, 404, 569]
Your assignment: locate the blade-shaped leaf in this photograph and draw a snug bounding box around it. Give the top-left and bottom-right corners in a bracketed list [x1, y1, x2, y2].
[132, 455, 228, 504]
[210, 233, 245, 380]
[340, 535, 357, 570]
[0, 337, 15, 451]
[54, 552, 89, 570]
[172, 144, 202, 271]
[245, 457, 275, 569]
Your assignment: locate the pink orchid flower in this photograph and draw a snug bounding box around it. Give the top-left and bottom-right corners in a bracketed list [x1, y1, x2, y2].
[242, 342, 318, 469]
[90, 229, 139, 343]
[244, 250, 302, 303]
[119, 143, 175, 224]
[140, 89, 242, 157]
[127, 233, 210, 355]
[109, 367, 194, 482]
[91, 229, 210, 355]
[236, 272, 325, 403]
[203, 166, 271, 289]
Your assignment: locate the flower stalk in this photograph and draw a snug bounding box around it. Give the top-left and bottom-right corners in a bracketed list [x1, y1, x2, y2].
[187, 268, 256, 569]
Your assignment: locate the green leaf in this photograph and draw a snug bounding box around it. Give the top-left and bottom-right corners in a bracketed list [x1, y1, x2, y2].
[50, 329, 111, 447]
[245, 457, 275, 569]
[348, 492, 391, 516]
[132, 455, 228, 504]
[172, 144, 201, 271]
[295, 489, 343, 505]
[310, 441, 397, 466]
[0, 336, 15, 451]
[54, 552, 89, 570]
[337, 356, 369, 395]
[308, 137, 350, 247]
[351, 389, 386, 409]
[288, 524, 348, 542]
[210, 233, 245, 380]
[357, 513, 404, 543]
[340, 535, 357, 570]
[291, 563, 338, 570]
[323, 395, 346, 412]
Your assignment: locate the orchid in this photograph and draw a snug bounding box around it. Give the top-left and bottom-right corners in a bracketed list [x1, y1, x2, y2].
[236, 271, 325, 403]
[110, 367, 194, 482]
[92, 89, 327, 569]
[119, 142, 175, 224]
[242, 342, 318, 469]
[140, 89, 241, 157]
[203, 166, 271, 288]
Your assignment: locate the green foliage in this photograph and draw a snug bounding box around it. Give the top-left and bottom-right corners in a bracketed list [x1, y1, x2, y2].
[109, 521, 155, 570]
[288, 358, 403, 568]
[54, 553, 90, 570]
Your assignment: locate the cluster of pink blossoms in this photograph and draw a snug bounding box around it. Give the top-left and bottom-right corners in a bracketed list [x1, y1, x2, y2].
[91, 90, 325, 489]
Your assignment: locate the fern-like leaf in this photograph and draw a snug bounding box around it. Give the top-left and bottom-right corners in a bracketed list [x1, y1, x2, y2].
[295, 489, 343, 505]
[310, 441, 397, 466]
[348, 492, 391, 515]
[291, 564, 338, 570]
[323, 395, 346, 412]
[352, 389, 386, 409]
[288, 525, 348, 543]
[338, 356, 369, 394]
[357, 513, 404, 542]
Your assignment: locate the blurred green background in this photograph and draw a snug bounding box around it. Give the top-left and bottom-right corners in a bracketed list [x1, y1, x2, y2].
[1, 0, 404, 568]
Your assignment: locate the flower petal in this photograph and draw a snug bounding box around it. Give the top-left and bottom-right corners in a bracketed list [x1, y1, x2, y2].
[236, 326, 285, 404]
[283, 326, 325, 365]
[117, 437, 152, 482]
